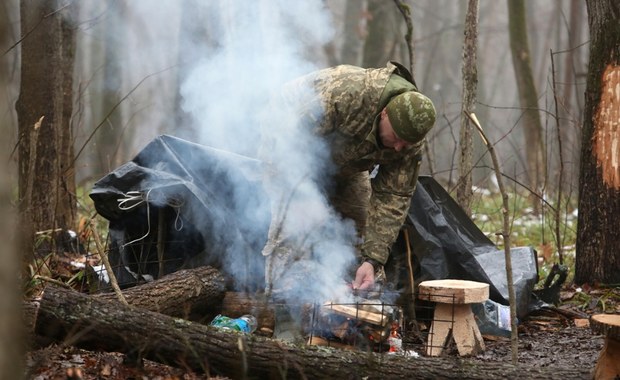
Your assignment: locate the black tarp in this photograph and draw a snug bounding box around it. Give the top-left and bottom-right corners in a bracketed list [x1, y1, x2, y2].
[394, 176, 538, 319]
[90, 135, 271, 291]
[90, 135, 537, 317]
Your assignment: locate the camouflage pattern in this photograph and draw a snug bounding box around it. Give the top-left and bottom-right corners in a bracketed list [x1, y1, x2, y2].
[386, 91, 436, 144]
[266, 62, 435, 266]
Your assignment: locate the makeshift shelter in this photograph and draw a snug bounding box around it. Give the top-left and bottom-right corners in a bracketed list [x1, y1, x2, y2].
[90, 135, 537, 318]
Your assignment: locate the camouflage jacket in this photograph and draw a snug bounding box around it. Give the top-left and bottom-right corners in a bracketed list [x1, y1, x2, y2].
[279, 61, 423, 265]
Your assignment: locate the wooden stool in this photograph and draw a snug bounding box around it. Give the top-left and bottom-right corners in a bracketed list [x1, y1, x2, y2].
[591, 314, 620, 379]
[418, 279, 489, 356]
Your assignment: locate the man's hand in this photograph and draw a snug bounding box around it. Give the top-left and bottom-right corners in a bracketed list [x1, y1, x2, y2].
[352, 261, 375, 290]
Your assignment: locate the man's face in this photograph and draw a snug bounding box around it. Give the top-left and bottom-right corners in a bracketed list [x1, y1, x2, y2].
[378, 108, 411, 152]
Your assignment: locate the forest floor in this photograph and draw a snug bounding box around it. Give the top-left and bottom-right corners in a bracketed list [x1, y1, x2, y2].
[25, 283, 618, 380]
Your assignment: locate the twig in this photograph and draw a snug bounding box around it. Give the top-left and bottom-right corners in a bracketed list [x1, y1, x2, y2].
[70, 65, 176, 169]
[465, 111, 518, 365]
[89, 218, 128, 305]
[34, 275, 74, 289]
[403, 229, 415, 298]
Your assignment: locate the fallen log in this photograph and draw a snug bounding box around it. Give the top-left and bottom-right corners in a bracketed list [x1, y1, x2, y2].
[94, 266, 227, 321]
[97, 266, 275, 332]
[30, 285, 592, 379]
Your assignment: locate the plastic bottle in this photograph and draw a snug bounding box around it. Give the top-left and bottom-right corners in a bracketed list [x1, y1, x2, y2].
[210, 314, 257, 333]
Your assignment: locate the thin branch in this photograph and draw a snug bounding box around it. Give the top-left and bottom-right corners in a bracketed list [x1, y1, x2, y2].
[3, 1, 72, 57]
[465, 111, 518, 365]
[70, 65, 176, 170]
[88, 216, 128, 306]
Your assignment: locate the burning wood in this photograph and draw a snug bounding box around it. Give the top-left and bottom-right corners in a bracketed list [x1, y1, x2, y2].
[307, 299, 403, 351]
[322, 301, 392, 326]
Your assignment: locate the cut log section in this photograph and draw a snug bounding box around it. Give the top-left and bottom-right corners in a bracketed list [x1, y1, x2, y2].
[418, 279, 489, 304]
[418, 279, 489, 357]
[323, 302, 389, 326]
[591, 314, 620, 380]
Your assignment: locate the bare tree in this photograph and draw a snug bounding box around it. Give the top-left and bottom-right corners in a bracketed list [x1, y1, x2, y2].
[0, 3, 23, 378]
[340, 0, 365, 65]
[362, 0, 403, 68]
[560, 0, 586, 187]
[15, 0, 77, 271]
[456, 0, 479, 215]
[0, 147, 21, 380]
[95, 0, 127, 177]
[506, 0, 546, 211]
[575, 0, 620, 285]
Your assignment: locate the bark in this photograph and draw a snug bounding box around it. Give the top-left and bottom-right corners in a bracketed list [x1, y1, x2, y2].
[507, 0, 546, 210]
[576, 0, 620, 285]
[29, 285, 593, 379]
[457, 0, 479, 215]
[94, 266, 228, 321]
[15, 0, 77, 265]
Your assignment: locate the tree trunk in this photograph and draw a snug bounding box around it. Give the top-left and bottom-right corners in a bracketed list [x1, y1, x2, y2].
[507, 0, 546, 211]
[362, 0, 402, 68]
[15, 0, 77, 266]
[30, 285, 592, 379]
[341, 0, 365, 66]
[560, 0, 584, 189]
[94, 0, 127, 177]
[457, 0, 479, 215]
[575, 0, 620, 285]
[0, 30, 23, 377]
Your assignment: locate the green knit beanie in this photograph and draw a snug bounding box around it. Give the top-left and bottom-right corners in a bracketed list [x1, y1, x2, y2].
[385, 91, 436, 144]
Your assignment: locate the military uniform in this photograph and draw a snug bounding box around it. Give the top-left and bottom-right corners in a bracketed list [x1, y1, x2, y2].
[261, 61, 433, 291]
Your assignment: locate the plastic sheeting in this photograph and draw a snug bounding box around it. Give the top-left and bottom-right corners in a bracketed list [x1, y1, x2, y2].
[90, 135, 270, 291]
[90, 135, 538, 318]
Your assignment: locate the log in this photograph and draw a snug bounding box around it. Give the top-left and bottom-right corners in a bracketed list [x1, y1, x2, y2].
[94, 266, 277, 334]
[95, 266, 227, 321]
[591, 314, 620, 380]
[30, 285, 593, 379]
[94, 266, 226, 321]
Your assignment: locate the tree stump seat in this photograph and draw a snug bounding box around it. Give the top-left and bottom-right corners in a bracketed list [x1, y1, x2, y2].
[418, 279, 490, 356]
[591, 314, 620, 379]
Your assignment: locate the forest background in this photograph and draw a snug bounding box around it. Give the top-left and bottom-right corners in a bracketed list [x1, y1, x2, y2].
[2, 0, 619, 377]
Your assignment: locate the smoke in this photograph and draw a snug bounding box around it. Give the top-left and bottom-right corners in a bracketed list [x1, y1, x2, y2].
[181, 1, 333, 157]
[179, 1, 358, 303]
[78, 0, 358, 303]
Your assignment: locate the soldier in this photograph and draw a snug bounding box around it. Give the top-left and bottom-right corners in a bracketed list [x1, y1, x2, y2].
[260, 61, 436, 295]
